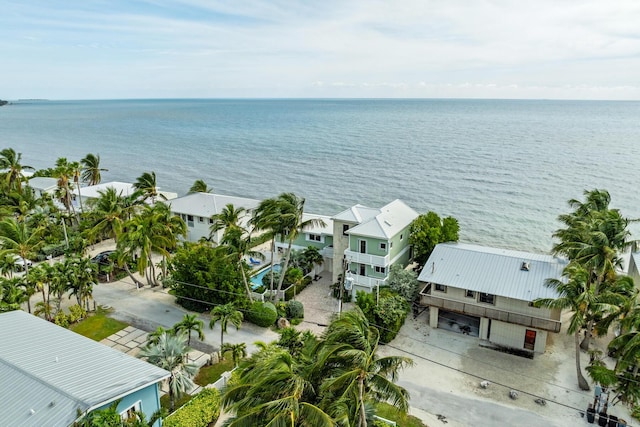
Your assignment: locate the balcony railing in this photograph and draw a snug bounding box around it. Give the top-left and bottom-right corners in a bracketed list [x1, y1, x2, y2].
[349, 274, 386, 290]
[419, 293, 561, 333]
[344, 250, 389, 267]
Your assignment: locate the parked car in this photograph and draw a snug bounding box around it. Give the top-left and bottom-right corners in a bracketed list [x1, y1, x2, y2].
[91, 250, 115, 265]
[13, 256, 33, 271]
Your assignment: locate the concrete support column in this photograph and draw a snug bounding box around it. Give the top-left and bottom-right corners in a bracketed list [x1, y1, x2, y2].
[479, 317, 489, 340]
[429, 306, 439, 328]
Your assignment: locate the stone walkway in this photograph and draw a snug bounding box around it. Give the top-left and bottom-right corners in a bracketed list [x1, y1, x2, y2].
[100, 325, 211, 395]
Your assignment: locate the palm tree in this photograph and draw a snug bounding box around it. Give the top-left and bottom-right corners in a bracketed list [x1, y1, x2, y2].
[0, 148, 33, 192]
[209, 303, 243, 358]
[221, 342, 247, 367]
[274, 193, 326, 299]
[147, 326, 169, 346]
[118, 204, 182, 287]
[87, 187, 143, 243]
[302, 246, 324, 276]
[250, 199, 283, 295]
[53, 157, 78, 220]
[319, 307, 412, 427]
[251, 197, 284, 295]
[139, 332, 197, 412]
[188, 179, 212, 194]
[209, 203, 246, 243]
[220, 225, 260, 302]
[0, 217, 44, 285]
[534, 267, 589, 390]
[221, 346, 336, 427]
[552, 189, 632, 350]
[173, 313, 205, 346]
[134, 171, 164, 204]
[0, 277, 28, 312]
[81, 153, 108, 186]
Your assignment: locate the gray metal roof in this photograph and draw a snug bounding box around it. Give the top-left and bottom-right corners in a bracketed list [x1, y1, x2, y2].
[417, 243, 567, 301]
[332, 204, 380, 224]
[0, 311, 169, 427]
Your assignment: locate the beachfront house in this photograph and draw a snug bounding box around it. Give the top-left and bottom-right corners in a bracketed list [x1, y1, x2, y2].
[417, 243, 565, 354]
[73, 181, 178, 211]
[0, 310, 169, 427]
[26, 176, 58, 198]
[332, 199, 418, 297]
[274, 213, 334, 274]
[167, 192, 261, 243]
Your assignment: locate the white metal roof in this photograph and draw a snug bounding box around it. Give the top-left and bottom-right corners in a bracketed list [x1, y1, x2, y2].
[332, 204, 380, 224]
[301, 213, 333, 235]
[75, 181, 177, 201]
[348, 199, 418, 239]
[26, 177, 58, 192]
[417, 242, 567, 301]
[0, 311, 169, 427]
[167, 192, 261, 218]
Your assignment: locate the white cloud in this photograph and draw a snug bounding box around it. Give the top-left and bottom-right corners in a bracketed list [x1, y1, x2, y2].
[0, 1, 639, 99]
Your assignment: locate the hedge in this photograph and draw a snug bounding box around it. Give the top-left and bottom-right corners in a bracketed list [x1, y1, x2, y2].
[245, 301, 278, 327]
[163, 388, 221, 427]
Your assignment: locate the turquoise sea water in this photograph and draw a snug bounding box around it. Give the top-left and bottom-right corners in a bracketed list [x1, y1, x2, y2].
[2, 98, 640, 253]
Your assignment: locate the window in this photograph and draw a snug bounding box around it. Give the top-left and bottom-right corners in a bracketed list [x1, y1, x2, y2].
[209, 218, 214, 224]
[307, 233, 322, 242]
[390, 242, 393, 248]
[120, 401, 142, 421]
[198, 216, 204, 223]
[435, 284, 446, 292]
[359, 263, 366, 276]
[479, 292, 495, 305]
[187, 215, 194, 227]
[379, 242, 387, 251]
[466, 290, 475, 299]
[374, 266, 386, 274]
[400, 233, 404, 240]
[342, 224, 350, 236]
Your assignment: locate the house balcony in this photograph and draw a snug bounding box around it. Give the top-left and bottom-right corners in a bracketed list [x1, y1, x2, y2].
[419, 285, 561, 333]
[348, 273, 386, 290]
[344, 250, 389, 267]
[321, 245, 334, 258]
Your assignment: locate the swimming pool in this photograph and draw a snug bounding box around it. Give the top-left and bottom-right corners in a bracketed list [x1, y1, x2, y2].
[250, 264, 282, 290]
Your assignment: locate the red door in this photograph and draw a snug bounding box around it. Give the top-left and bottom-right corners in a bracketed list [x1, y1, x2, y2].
[524, 329, 536, 350]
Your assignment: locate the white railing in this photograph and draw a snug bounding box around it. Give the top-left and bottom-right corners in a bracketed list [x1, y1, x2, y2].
[344, 250, 389, 267]
[351, 274, 386, 289]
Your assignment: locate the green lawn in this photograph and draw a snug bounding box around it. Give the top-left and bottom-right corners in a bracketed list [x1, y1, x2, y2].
[194, 357, 235, 386]
[375, 402, 428, 427]
[70, 309, 128, 341]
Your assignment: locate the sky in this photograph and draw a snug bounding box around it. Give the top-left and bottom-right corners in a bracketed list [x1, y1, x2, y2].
[1, 1, 639, 100]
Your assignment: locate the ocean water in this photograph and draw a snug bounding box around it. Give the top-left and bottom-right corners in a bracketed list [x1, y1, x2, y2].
[2, 98, 640, 254]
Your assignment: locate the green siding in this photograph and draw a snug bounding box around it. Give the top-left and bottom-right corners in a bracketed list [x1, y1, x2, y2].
[388, 225, 411, 259]
[349, 235, 388, 257]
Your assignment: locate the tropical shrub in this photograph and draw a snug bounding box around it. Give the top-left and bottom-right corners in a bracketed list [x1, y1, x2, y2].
[387, 264, 420, 302]
[246, 301, 278, 327]
[169, 244, 249, 311]
[285, 300, 304, 319]
[67, 304, 87, 323]
[409, 211, 459, 266]
[356, 290, 410, 343]
[284, 275, 312, 301]
[54, 311, 70, 328]
[163, 388, 221, 427]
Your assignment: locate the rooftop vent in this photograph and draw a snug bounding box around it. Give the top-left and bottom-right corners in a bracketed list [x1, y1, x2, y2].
[521, 262, 530, 272]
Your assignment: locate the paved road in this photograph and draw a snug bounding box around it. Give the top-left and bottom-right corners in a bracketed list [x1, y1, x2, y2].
[92, 279, 278, 355]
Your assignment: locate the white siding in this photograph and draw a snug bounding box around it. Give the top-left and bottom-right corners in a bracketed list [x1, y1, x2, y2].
[490, 320, 548, 353]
